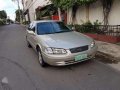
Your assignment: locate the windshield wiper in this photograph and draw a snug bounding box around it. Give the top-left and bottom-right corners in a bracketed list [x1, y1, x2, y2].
[55, 30, 72, 33]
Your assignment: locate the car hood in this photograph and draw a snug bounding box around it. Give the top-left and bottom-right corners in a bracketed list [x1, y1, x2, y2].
[38, 31, 93, 49]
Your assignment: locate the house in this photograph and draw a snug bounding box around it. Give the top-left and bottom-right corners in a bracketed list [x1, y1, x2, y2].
[22, 0, 120, 25]
[22, 0, 50, 22]
[22, 0, 67, 23]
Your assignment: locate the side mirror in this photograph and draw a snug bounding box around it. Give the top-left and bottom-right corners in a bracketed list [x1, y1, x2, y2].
[32, 27, 35, 32]
[28, 27, 31, 30]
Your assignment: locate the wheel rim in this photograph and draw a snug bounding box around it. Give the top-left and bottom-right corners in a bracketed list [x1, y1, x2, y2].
[38, 51, 42, 64]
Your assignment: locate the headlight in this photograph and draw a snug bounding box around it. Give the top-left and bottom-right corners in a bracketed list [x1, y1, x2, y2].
[90, 41, 95, 48]
[45, 47, 67, 54]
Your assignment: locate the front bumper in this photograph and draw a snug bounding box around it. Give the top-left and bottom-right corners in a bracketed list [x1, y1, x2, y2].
[42, 46, 97, 66]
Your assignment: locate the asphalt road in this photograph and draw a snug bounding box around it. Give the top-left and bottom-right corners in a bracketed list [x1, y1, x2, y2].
[0, 24, 120, 90]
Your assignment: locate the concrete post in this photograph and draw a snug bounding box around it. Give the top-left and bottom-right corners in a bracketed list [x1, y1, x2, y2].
[58, 8, 62, 21]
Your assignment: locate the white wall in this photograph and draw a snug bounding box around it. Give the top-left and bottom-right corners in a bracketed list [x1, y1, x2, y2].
[33, 0, 50, 10]
[67, 0, 120, 25]
[29, 6, 35, 21]
[109, 0, 120, 25]
[23, 0, 50, 22]
[76, 6, 86, 24]
[89, 0, 103, 24]
[67, 6, 86, 25]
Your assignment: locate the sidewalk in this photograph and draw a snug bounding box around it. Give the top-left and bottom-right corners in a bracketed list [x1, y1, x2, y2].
[95, 41, 120, 71]
[95, 41, 120, 63]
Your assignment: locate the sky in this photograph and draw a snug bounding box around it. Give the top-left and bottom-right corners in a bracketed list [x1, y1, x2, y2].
[0, 0, 22, 20]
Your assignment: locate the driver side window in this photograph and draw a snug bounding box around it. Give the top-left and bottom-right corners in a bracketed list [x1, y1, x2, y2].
[31, 27, 35, 32]
[28, 23, 32, 31]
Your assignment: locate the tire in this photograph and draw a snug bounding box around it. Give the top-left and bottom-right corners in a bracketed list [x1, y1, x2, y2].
[27, 41, 32, 48]
[38, 49, 46, 67]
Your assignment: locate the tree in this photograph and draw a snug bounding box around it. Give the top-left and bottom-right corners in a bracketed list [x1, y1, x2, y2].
[12, 0, 22, 23]
[0, 10, 7, 25]
[101, 0, 113, 25]
[0, 10, 7, 19]
[50, 0, 97, 24]
[15, 9, 23, 22]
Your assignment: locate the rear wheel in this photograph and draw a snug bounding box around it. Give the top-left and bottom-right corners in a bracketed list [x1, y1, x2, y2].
[27, 40, 32, 48]
[26, 36, 32, 48]
[38, 49, 46, 67]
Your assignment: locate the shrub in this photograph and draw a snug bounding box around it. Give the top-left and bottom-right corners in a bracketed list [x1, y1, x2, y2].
[68, 20, 102, 33]
[0, 19, 6, 25]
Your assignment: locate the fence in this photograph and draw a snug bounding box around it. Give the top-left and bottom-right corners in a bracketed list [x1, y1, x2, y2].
[75, 25, 120, 37]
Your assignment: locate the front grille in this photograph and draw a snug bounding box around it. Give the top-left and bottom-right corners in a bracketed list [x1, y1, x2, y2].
[70, 45, 88, 53]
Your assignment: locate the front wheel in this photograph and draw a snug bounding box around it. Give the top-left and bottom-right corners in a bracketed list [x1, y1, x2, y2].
[38, 50, 46, 67]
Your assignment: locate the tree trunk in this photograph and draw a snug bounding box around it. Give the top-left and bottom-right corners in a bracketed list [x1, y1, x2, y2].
[86, 4, 90, 22]
[17, 0, 22, 23]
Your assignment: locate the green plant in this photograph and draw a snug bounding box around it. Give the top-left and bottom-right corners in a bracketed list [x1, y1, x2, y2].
[101, 0, 113, 25]
[0, 10, 7, 19]
[68, 20, 102, 33]
[15, 9, 23, 22]
[79, 21, 94, 33]
[22, 21, 29, 25]
[0, 19, 6, 25]
[93, 20, 102, 25]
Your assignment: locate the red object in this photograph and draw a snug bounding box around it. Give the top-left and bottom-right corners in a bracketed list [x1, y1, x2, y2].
[52, 13, 67, 24]
[52, 15, 59, 20]
[84, 33, 120, 43]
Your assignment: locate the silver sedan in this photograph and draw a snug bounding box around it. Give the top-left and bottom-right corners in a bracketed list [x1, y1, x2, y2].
[26, 20, 97, 67]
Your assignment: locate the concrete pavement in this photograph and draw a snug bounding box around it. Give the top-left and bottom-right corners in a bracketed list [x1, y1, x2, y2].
[96, 41, 120, 62]
[0, 24, 120, 90]
[94, 36, 120, 72]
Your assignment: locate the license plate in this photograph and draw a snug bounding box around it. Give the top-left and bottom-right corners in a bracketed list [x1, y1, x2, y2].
[75, 54, 87, 61]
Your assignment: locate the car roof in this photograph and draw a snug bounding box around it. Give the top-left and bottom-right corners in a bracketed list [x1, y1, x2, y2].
[32, 20, 61, 24]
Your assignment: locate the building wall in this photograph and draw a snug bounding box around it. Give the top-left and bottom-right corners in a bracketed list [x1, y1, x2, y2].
[67, 0, 120, 25]
[75, 6, 86, 24]
[89, 0, 103, 24]
[109, 0, 120, 25]
[28, 5, 35, 21]
[23, 0, 50, 22]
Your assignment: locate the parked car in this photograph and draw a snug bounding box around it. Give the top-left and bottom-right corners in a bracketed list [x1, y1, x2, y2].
[26, 20, 97, 67]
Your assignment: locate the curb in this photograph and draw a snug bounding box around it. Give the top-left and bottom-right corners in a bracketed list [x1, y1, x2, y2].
[96, 51, 119, 63]
[95, 41, 120, 63]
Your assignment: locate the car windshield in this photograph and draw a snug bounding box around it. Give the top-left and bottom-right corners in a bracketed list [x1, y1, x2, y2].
[37, 22, 72, 35]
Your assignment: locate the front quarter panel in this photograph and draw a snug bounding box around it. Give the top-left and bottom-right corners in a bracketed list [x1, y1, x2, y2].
[35, 36, 49, 52]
